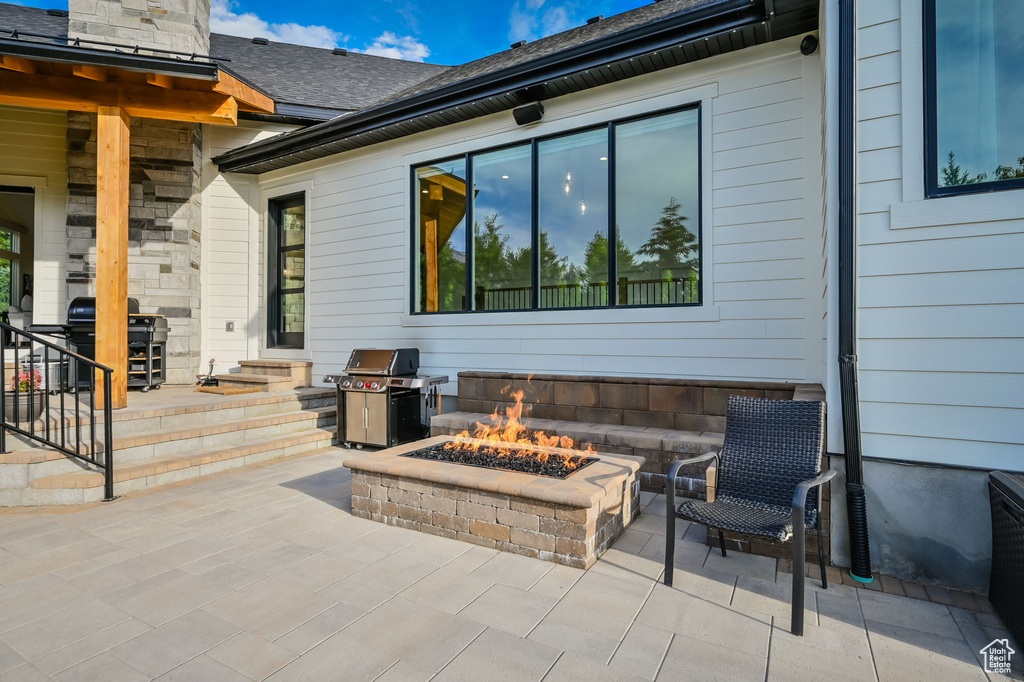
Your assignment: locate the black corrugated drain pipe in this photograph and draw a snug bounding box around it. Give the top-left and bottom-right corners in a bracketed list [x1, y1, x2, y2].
[838, 0, 873, 584]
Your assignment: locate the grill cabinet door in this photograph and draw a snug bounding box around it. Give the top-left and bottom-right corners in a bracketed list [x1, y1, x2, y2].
[364, 393, 388, 446]
[344, 392, 366, 443]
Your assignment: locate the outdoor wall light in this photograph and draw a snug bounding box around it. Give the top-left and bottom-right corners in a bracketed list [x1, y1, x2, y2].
[513, 101, 545, 126]
[800, 34, 818, 55]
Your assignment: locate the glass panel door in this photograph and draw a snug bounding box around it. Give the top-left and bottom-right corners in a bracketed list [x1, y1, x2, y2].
[268, 193, 305, 348]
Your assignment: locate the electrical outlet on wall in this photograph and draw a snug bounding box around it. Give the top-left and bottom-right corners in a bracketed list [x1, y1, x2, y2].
[225, 321, 235, 332]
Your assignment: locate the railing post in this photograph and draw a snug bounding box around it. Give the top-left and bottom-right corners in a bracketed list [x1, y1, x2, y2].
[103, 369, 115, 501]
[618, 277, 628, 305]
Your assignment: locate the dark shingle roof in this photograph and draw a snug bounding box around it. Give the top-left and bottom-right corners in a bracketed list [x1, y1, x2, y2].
[208, 34, 448, 115]
[372, 0, 719, 107]
[0, 3, 67, 40]
[0, 2, 448, 117]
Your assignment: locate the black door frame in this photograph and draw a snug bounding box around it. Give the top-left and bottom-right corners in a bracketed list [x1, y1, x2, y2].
[267, 192, 305, 349]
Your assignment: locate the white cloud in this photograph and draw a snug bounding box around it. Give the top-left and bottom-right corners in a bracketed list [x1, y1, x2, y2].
[508, 0, 579, 44]
[210, 0, 348, 49]
[358, 31, 430, 62]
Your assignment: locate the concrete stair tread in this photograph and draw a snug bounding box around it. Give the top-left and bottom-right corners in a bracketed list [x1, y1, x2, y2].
[110, 405, 335, 451]
[239, 360, 313, 368]
[216, 373, 295, 383]
[7, 387, 334, 433]
[30, 426, 338, 490]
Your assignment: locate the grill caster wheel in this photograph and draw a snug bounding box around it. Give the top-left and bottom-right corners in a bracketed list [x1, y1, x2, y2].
[152, 384, 161, 390]
[355, 444, 364, 450]
[141, 387, 150, 393]
[344, 442, 353, 449]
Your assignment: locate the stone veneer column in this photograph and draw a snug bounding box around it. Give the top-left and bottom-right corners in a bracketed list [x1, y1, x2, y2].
[68, 0, 211, 56]
[65, 112, 202, 385]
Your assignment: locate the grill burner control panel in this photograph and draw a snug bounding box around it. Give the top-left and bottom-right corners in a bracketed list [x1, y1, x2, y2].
[323, 374, 448, 393]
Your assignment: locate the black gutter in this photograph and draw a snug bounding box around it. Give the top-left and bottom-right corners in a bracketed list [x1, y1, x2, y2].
[837, 0, 873, 584]
[213, 0, 766, 173]
[0, 36, 220, 79]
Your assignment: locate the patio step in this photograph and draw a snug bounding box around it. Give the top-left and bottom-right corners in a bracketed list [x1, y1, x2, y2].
[214, 373, 301, 392]
[2, 387, 336, 439]
[239, 359, 312, 383]
[111, 405, 336, 462]
[11, 426, 338, 506]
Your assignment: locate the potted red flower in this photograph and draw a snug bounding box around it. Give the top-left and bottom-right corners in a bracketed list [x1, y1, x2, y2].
[5, 368, 44, 421]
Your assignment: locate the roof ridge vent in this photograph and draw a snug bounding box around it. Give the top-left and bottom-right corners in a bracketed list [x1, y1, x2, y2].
[332, 47, 348, 55]
[252, 36, 269, 45]
[46, 9, 69, 17]
[510, 40, 527, 49]
[587, 15, 604, 24]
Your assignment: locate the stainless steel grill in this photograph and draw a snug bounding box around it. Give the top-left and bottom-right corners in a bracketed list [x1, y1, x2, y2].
[324, 348, 447, 449]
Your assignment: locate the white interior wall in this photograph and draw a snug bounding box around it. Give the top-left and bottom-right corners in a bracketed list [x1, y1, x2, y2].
[243, 38, 828, 397]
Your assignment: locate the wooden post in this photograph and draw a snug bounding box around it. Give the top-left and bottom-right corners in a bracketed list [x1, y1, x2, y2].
[95, 106, 130, 409]
[424, 218, 439, 312]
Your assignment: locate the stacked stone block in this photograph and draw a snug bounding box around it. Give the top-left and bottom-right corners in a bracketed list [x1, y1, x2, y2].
[65, 112, 202, 384]
[69, 0, 212, 56]
[349, 464, 641, 570]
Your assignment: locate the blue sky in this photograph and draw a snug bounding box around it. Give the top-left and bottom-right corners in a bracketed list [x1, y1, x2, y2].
[12, 0, 651, 64]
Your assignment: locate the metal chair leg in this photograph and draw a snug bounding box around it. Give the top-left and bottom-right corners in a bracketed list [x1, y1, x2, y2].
[816, 510, 827, 590]
[665, 460, 686, 587]
[792, 520, 806, 636]
[718, 530, 727, 557]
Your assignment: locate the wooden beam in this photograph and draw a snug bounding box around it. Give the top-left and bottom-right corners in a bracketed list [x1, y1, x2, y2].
[0, 70, 238, 125]
[72, 64, 108, 81]
[0, 56, 35, 74]
[212, 71, 274, 113]
[95, 106, 130, 409]
[146, 73, 173, 89]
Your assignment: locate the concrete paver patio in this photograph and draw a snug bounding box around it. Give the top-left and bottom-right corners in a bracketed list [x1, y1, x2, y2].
[0, 449, 1020, 681]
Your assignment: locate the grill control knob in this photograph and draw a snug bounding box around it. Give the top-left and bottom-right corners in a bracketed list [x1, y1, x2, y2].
[370, 382, 379, 390]
[341, 380, 351, 388]
[356, 381, 364, 388]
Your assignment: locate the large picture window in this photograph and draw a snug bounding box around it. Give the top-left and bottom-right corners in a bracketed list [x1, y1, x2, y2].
[925, 0, 1024, 196]
[412, 106, 701, 314]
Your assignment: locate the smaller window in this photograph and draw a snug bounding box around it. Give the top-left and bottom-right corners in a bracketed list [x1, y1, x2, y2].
[926, 0, 1024, 196]
[267, 193, 305, 348]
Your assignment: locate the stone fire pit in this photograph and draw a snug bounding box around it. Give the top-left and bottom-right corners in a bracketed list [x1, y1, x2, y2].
[344, 435, 644, 569]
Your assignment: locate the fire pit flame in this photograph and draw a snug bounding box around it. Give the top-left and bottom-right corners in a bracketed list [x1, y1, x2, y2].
[444, 383, 595, 473]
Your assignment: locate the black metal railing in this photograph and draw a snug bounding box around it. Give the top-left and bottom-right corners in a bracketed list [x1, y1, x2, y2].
[475, 277, 698, 310]
[0, 322, 115, 500]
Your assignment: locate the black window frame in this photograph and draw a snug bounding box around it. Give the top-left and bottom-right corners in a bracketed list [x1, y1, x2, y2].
[267, 191, 306, 349]
[923, 0, 1024, 198]
[409, 102, 703, 315]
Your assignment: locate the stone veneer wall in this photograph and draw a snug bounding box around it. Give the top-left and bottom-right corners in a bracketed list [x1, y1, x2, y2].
[65, 111, 202, 384]
[350, 470, 640, 569]
[69, 0, 212, 56]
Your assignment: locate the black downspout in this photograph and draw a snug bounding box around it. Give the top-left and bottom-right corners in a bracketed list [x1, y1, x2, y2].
[837, 0, 873, 583]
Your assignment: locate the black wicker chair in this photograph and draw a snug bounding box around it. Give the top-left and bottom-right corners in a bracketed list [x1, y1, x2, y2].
[664, 396, 834, 636]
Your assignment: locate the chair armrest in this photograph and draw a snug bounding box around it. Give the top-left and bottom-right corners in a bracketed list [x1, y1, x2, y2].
[791, 469, 837, 514]
[667, 452, 719, 507]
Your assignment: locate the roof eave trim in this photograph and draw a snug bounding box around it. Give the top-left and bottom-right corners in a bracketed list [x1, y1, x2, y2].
[0, 37, 220, 79]
[213, 0, 766, 173]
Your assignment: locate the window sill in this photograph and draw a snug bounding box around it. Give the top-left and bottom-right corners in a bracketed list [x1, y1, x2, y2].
[891, 186, 1024, 230]
[401, 305, 720, 327]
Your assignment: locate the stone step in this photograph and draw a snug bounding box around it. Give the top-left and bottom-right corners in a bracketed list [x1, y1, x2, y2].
[238, 360, 313, 383]
[8, 427, 338, 506]
[3, 387, 335, 440]
[0, 405, 336, 485]
[110, 405, 337, 462]
[215, 373, 301, 392]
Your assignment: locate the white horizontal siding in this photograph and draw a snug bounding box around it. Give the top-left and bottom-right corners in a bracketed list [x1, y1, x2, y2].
[243, 39, 826, 390]
[202, 121, 296, 374]
[856, 4, 1024, 470]
[0, 106, 67, 323]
